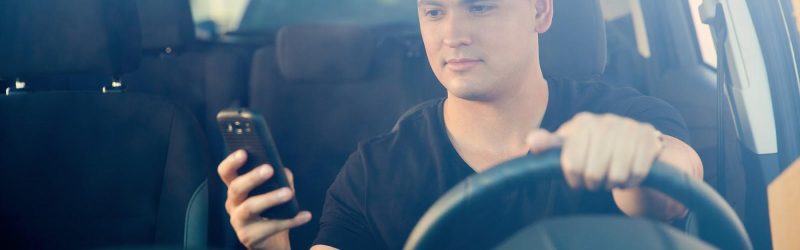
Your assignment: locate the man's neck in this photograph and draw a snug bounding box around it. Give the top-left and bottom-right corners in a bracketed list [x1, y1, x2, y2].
[443, 76, 549, 172]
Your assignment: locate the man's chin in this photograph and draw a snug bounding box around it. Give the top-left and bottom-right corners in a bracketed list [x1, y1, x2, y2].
[447, 89, 497, 102]
[441, 78, 501, 102]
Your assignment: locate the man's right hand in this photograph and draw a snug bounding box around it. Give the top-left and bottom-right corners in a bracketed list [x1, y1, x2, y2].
[218, 149, 313, 250]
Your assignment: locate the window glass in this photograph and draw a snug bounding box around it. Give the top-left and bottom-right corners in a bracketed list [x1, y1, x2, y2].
[599, 0, 650, 58]
[237, 0, 418, 32]
[190, 0, 250, 38]
[598, 0, 649, 89]
[688, 0, 718, 67]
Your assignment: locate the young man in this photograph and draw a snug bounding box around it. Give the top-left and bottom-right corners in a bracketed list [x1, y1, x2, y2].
[217, 0, 704, 249]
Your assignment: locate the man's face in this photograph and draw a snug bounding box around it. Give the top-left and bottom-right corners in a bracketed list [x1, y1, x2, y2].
[418, 0, 551, 101]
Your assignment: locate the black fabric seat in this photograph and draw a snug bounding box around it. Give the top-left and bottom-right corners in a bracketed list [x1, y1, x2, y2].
[123, 0, 253, 163]
[539, 0, 607, 80]
[246, 24, 445, 249]
[119, 2, 255, 246]
[0, 0, 209, 249]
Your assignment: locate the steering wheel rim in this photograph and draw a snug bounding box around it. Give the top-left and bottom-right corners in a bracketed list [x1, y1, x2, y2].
[402, 149, 752, 250]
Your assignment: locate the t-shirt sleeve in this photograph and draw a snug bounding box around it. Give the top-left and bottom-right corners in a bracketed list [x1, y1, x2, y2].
[623, 95, 691, 144]
[312, 149, 380, 249]
[588, 85, 691, 144]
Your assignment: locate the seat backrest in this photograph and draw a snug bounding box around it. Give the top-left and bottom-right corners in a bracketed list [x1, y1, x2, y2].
[120, 2, 255, 246]
[247, 24, 444, 249]
[122, 0, 252, 161]
[539, 0, 607, 81]
[0, 0, 209, 248]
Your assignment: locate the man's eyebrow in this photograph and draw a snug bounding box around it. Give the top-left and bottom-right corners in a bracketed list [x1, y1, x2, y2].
[418, 0, 442, 6]
[418, 0, 497, 6]
[459, 0, 496, 5]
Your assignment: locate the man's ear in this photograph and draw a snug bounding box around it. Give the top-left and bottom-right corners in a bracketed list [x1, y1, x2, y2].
[533, 0, 554, 33]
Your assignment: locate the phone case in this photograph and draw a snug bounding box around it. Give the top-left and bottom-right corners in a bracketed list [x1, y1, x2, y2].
[217, 108, 300, 219]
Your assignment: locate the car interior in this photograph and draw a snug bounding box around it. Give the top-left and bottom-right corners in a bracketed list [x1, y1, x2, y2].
[2, 0, 799, 249]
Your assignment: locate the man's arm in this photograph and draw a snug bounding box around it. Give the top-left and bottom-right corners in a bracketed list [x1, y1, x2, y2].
[612, 135, 703, 221]
[528, 112, 704, 222]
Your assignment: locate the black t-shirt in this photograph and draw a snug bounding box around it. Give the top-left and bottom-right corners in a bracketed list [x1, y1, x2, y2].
[312, 78, 690, 249]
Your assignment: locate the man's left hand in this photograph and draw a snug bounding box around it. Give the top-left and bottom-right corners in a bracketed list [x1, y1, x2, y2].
[527, 112, 665, 191]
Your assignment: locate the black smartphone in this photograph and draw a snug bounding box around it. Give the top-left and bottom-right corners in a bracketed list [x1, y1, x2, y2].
[217, 108, 300, 219]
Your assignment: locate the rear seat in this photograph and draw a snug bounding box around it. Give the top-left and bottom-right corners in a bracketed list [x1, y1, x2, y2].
[247, 24, 444, 249]
[0, 0, 208, 248]
[120, 0, 258, 247]
[123, 0, 253, 162]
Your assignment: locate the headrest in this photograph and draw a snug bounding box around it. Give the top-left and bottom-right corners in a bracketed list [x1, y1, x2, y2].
[0, 0, 142, 79]
[136, 0, 196, 51]
[276, 25, 374, 82]
[540, 0, 607, 80]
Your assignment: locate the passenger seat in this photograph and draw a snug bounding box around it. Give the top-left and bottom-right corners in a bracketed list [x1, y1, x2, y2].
[0, 0, 209, 248]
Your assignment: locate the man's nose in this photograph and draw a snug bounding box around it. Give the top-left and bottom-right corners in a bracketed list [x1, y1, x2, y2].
[442, 13, 472, 48]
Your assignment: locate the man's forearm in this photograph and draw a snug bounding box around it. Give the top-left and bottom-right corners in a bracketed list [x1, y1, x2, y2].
[613, 135, 704, 221]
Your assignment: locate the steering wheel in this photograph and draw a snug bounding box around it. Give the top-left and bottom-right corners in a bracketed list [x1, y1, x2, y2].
[403, 149, 752, 250]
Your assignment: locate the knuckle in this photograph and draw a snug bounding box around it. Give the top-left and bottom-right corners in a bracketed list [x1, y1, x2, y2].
[260, 193, 279, 208]
[584, 172, 604, 182]
[641, 123, 657, 133]
[225, 200, 233, 214]
[232, 205, 250, 222]
[607, 174, 626, 184]
[569, 159, 586, 171]
[229, 182, 243, 196]
[632, 168, 649, 178]
[565, 167, 584, 177]
[237, 231, 252, 247]
[230, 216, 242, 230]
[572, 113, 589, 123]
[621, 119, 638, 128]
[217, 163, 226, 177]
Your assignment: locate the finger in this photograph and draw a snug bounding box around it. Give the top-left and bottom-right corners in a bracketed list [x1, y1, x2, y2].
[559, 122, 591, 189]
[527, 129, 563, 154]
[628, 126, 660, 187]
[556, 112, 589, 136]
[284, 168, 295, 190]
[606, 122, 638, 190]
[236, 211, 312, 248]
[231, 187, 293, 224]
[583, 120, 613, 191]
[227, 164, 274, 211]
[218, 149, 248, 186]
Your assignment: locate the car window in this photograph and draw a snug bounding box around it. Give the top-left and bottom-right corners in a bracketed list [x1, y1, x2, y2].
[190, 0, 250, 39]
[237, 0, 418, 32]
[600, 0, 651, 59]
[687, 0, 718, 68]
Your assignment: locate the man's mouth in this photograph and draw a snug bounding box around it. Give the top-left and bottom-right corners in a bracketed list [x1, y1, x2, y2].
[445, 58, 481, 72]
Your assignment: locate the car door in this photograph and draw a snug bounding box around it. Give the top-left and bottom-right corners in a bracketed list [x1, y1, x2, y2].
[700, 0, 800, 249]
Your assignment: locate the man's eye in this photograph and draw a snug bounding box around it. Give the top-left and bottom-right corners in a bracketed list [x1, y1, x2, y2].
[425, 9, 444, 18]
[469, 4, 495, 14]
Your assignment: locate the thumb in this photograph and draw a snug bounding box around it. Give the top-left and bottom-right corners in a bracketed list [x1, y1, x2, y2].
[527, 129, 563, 154]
